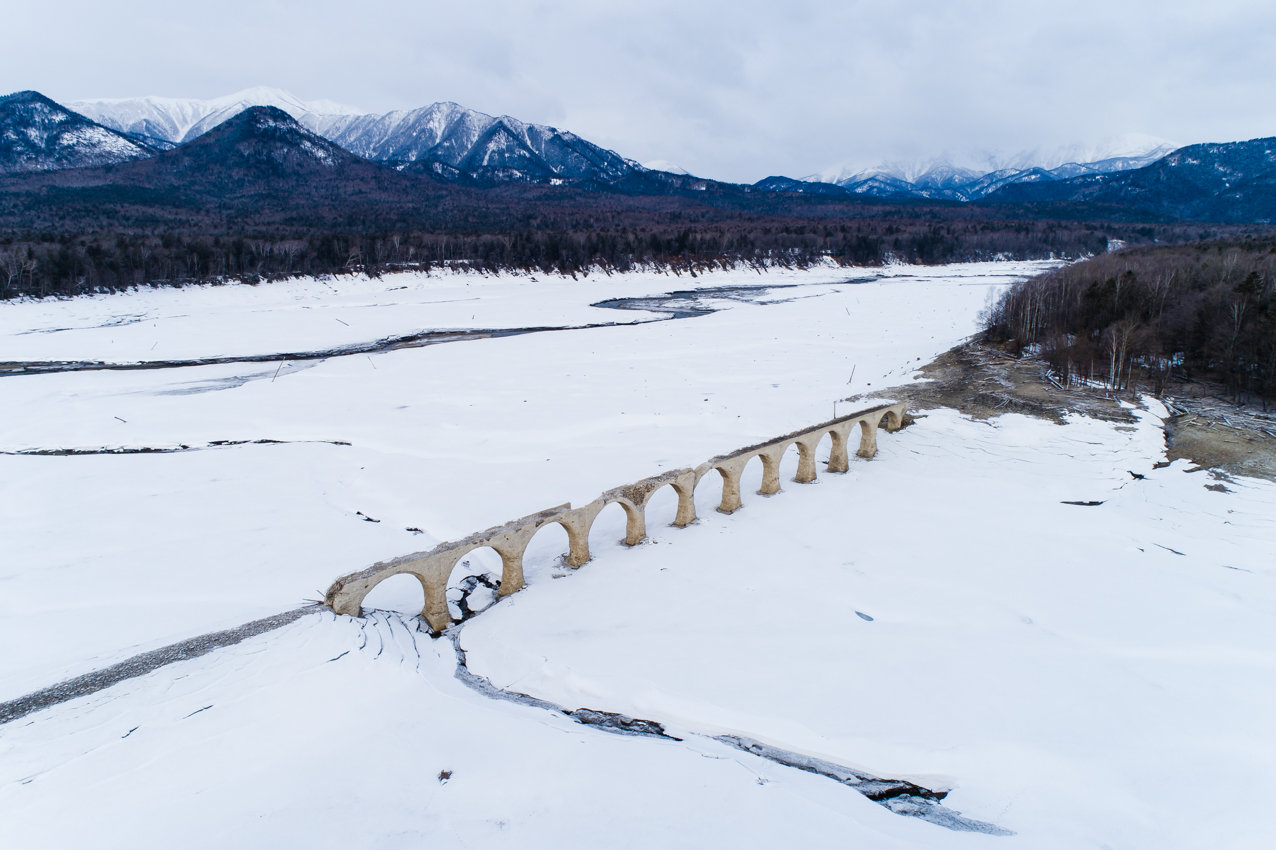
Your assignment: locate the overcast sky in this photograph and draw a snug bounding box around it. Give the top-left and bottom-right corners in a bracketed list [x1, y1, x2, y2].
[5, 0, 1275, 182]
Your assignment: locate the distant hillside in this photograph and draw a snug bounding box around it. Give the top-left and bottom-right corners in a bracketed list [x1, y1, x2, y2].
[984, 138, 1276, 222]
[0, 91, 156, 174]
[795, 137, 1178, 202]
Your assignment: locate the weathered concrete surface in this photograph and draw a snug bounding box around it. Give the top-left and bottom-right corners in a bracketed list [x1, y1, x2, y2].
[325, 402, 907, 631]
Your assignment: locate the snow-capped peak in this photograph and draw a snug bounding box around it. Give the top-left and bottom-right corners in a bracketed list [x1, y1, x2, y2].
[642, 160, 690, 175]
[203, 86, 362, 118]
[979, 134, 1180, 172]
[809, 134, 1181, 187]
[70, 87, 363, 145]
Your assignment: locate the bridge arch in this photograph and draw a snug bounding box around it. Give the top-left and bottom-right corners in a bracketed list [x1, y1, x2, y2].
[520, 519, 578, 573]
[445, 547, 506, 620]
[857, 413, 886, 458]
[644, 479, 696, 529]
[755, 441, 792, 495]
[807, 429, 837, 475]
[700, 457, 747, 513]
[587, 498, 643, 555]
[359, 570, 429, 618]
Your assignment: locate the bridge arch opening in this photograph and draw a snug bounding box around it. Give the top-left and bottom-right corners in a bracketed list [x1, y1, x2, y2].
[446, 547, 504, 621]
[740, 453, 766, 497]
[588, 500, 633, 555]
[360, 572, 428, 619]
[815, 431, 836, 470]
[644, 482, 682, 531]
[779, 442, 803, 483]
[693, 467, 727, 516]
[522, 520, 574, 575]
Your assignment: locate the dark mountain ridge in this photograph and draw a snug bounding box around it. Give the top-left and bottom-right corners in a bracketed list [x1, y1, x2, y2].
[984, 137, 1276, 222]
[0, 91, 156, 174]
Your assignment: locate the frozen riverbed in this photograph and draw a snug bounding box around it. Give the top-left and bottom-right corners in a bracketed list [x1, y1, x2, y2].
[2, 261, 1273, 848]
[0, 261, 1042, 696]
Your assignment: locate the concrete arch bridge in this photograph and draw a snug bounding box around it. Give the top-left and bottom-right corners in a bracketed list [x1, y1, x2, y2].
[325, 402, 907, 632]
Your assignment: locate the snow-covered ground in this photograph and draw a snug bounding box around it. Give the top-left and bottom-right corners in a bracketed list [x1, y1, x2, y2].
[2, 262, 1273, 848]
[0, 262, 1032, 696]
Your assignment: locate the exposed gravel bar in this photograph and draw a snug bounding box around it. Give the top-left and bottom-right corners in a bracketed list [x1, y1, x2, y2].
[0, 607, 317, 725]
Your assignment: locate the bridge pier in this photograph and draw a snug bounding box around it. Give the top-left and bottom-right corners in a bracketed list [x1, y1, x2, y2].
[757, 444, 789, 495]
[712, 459, 748, 513]
[794, 437, 819, 483]
[827, 428, 850, 472]
[559, 504, 603, 567]
[618, 499, 646, 546]
[857, 417, 879, 458]
[671, 475, 697, 526]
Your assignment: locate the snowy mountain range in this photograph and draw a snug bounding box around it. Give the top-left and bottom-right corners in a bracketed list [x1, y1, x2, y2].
[0, 91, 156, 174]
[69, 87, 363, 148]
[987, 135, 1276, 222]
[14, 84, 1272, 223]
[794, 136, 1179, 202]
[70, 87, 645, 185]
[19, 85, 1178, 196]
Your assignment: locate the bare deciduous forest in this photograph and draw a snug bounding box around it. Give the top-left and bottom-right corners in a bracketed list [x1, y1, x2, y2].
[982, 237, 1276, 403]
[0, 219, 1233, 300]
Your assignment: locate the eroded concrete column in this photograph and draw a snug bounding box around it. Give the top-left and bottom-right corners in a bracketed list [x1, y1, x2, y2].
[757, 446, 788, 495]
[827, 427, 850, 472]
[714, 461, 745, 513]
[420, 570, 453, 632]
[558, 504, 603, 567]
[494, 544, 527, 596]
[794, 437, 819, 483]
[615, 499, 646, 545]
[857, 417, 879, 458]
[672, 477, 697, 527]
[562, 522, 591, 566]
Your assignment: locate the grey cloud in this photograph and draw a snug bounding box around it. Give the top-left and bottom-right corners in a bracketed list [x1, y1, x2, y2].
[2, 0, 1274, 182]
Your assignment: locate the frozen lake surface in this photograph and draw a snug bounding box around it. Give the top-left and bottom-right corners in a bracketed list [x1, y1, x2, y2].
[2, 262, 1273, 848]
